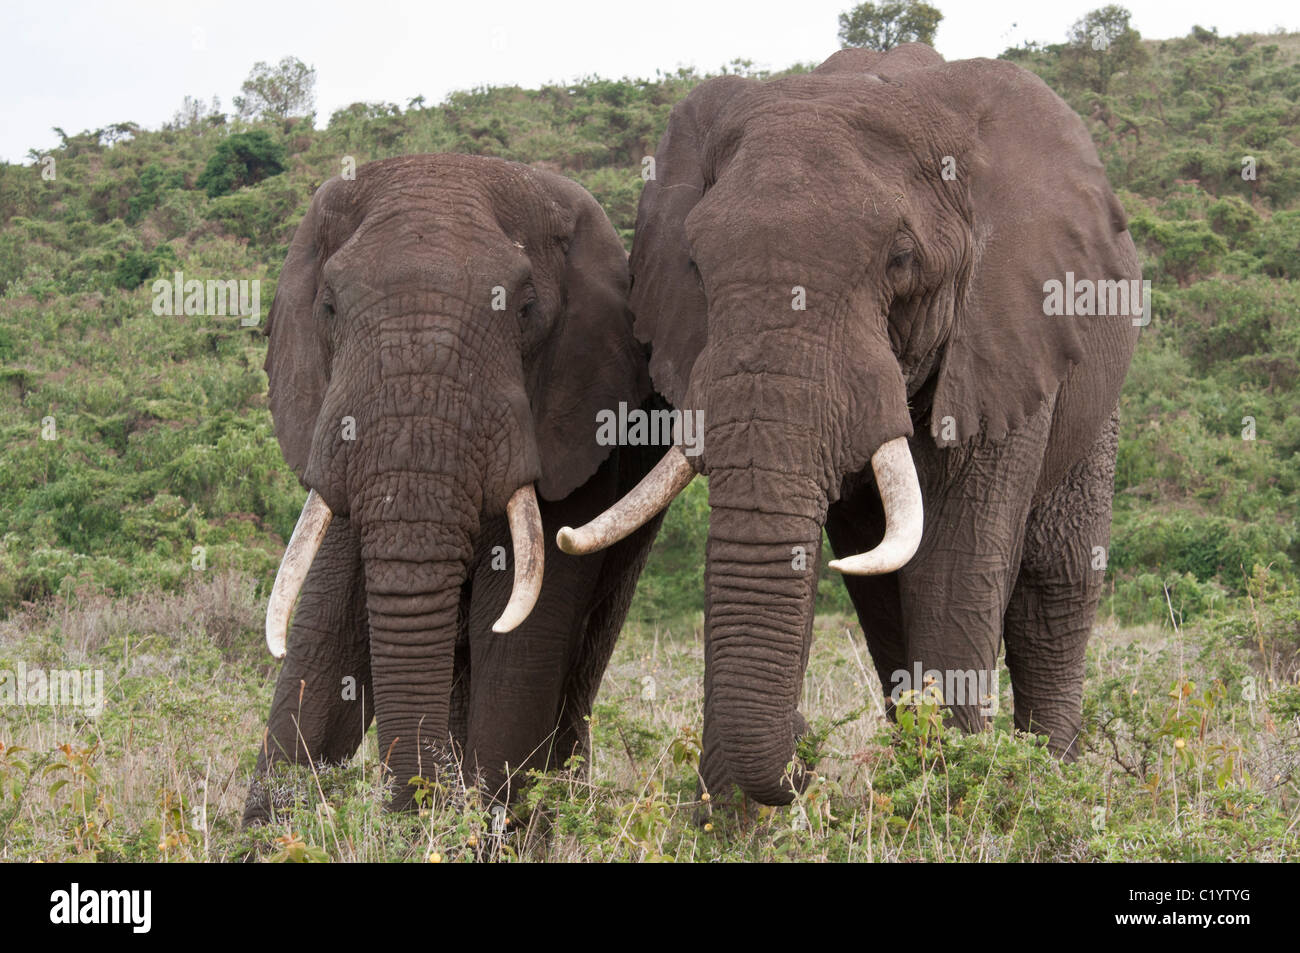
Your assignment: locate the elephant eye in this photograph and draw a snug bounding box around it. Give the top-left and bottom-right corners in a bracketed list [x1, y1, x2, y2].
[889, 249, 913, 270]
[688, 256, 704, 290]
[517, 291, 537, 319]
[320, 288, 336, 320]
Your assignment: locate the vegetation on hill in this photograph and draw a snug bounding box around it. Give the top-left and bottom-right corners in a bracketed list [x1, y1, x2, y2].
[1, 29, 1296, 629]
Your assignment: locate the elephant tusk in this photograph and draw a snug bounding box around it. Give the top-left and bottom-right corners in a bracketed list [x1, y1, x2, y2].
[491, 483, 545, 633]
[557, 446, 696, 556]
[828, 437, 923, 576]
[266, 489, 334, 659]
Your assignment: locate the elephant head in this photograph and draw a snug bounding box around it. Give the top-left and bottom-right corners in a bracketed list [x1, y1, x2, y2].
[560, 47, 1139, 804]
[262, 154, 645, 806]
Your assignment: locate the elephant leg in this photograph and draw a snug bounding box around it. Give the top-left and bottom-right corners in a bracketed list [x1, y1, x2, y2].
[826, 489, 906, 703]
[550, 512, 663, 769]
[463, 523, 582, 801]
[463, 448, 667, 803]
[463, 461, 621, 802]
[1003, 409, 1120, 758]
[244, 516, 373, 826]
[555, 527, 669, 773]
[896, 402, 1054, 732]
[553, 444, 668, 767]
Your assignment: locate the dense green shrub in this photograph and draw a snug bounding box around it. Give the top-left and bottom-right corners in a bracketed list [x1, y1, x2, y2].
[195, 130, 287, 198]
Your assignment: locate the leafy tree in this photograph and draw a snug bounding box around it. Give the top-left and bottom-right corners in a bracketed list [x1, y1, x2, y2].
[100, 122, 139, 146]
[1207, 195, 1258, 245]
[1129, 214, 1227, 286]
[170, 95, 225, 131]
[50, 126, 104, 158]
[1254, 210, 1300, 279]
[837, 1, 942, 51]
[127, 162, 166, 224]
[232, 57, 316, 121]
[195, 131, 287, 198]
[112, 248, 163, 290]
[1062, 5, 1148, 93]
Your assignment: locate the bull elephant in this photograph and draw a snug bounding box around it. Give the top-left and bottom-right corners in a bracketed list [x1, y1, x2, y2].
[244, 154, 664, 823]
[560, 45, 1141, 805]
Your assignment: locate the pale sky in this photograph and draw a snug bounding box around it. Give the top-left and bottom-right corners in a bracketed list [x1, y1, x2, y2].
[1, 0, 1296, 163]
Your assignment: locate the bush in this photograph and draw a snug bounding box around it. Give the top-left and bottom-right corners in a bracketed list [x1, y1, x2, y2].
[1254, 210, 1300, 278]
[195, 131, 287, 198]
[1206, 195, 1259, 244]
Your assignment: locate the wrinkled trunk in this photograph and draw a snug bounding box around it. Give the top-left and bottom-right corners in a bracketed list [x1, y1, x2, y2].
[692, 283, 914, 804]
[355, 472, 477, 810]
[697, 337, 831, 803]
[703, 499, 821, 804]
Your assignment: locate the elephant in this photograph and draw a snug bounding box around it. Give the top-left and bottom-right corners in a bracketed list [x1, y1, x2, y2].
[243, 154, 665, 823]
[558, 45, 1141, 805]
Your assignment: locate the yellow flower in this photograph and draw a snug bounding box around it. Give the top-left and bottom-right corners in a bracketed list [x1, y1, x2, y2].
[466, 834, 478, 848]
[704, 823, 714, 832]
[427, 851, 442, 863]
[701, 792, 711, 802]
[1174, 738, 1186, 749]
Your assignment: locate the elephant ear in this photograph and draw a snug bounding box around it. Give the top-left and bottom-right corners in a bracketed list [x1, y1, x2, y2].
[527, 174, 650, 501]
[920, 58, 1134, 444]
[264, 176, 365, 480]
[629, 75, 753, 408]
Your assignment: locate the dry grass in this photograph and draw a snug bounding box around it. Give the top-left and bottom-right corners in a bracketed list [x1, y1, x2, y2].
[1, 572, 1297, 862]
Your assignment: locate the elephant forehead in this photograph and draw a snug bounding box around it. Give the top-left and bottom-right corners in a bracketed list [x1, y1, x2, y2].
[363, 156, 573, 233]
[326, 229, 532, 301]
[710, 78, 941, 164]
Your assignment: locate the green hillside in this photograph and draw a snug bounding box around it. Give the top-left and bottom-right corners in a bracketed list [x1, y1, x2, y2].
[1, 33, 1296, 629]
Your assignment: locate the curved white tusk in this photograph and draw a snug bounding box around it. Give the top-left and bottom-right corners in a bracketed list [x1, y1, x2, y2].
[266, 489, 334, 659]
[556, 446, 696, 556]
[491, 484, 545, 633]
[828, 436, 923, 576]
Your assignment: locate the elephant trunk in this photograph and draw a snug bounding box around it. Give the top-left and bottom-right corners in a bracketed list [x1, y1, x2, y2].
[702, 496, 821, 805]
[692, 303, 916, 804]
[356, 472, 477, 810]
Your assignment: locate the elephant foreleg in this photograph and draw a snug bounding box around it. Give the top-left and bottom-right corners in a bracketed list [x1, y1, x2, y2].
[463, 447, 665, 803]
[463, 511, 590, 802]
[896, 402, 1054, 732]
[554, 507, 665, 768]
[1003, 409, 1120, 759]
[244, 516, 373, 826]
[554, 443, 668, 766]
[826, 489, 907, 704]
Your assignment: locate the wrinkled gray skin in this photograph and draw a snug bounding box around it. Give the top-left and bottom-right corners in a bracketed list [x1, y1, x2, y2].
[630, 46, 1140, 804]
[244, 155, 663, 823]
